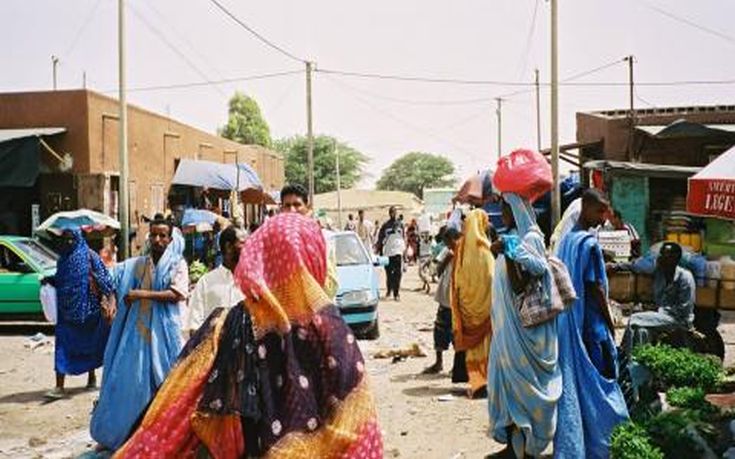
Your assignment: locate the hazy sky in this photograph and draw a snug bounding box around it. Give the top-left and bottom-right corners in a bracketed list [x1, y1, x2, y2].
[2, 0, 734, 186]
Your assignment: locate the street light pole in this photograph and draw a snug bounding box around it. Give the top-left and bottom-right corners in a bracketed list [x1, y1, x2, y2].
[305, 61, 315, 204]
[495, 98, 503, 160]
[550, 0, 561, 227]
[52, 56, 59, 90]
[535, 68, 542, 152]
[118, 0, 130, 258]
[334, 139, 343, 229]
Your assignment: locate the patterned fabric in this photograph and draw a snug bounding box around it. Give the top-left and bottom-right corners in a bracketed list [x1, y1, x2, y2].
[488, 193, 561, 456]
[54, 229, 113, 376]
[451, 209, 493, 397]
[55, 229, 113, 324]
[90, 228, 186, 451]
[553, 228, 629, 458]
[116, 213, 382, 458]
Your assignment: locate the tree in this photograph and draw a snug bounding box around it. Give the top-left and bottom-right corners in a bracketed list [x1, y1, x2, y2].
[274, 135, 368, 194]
[377, 152, 455, 198]
[220, 92, 272, 147]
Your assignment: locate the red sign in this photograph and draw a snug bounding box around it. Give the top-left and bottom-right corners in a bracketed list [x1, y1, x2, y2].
[687, 178, 735, 220]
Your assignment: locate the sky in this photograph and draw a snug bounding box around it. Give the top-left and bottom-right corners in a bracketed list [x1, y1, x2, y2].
[2, 0, 734, 187]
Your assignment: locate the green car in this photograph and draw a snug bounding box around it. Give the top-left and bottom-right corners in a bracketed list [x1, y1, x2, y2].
[0, 236, 58, 318]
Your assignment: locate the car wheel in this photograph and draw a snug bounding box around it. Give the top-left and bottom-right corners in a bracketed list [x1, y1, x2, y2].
[363, 319, 380, 340]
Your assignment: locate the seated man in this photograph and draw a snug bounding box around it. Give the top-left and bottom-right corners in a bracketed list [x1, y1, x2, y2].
[622, 242, 696, 351]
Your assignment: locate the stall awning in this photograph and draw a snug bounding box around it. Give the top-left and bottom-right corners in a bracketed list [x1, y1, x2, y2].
[171, 159, 262, 191]
[636, 120, 735, 139]
[0, 127, 66, 187]
[687, 146, 735, 220]
[583, 160, 701, 179]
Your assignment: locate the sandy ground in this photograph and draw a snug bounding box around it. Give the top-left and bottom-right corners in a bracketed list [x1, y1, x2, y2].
[1, 268, 735, 458]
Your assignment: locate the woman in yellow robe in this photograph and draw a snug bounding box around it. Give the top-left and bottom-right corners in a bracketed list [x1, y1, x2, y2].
[451, 209, 494, 398]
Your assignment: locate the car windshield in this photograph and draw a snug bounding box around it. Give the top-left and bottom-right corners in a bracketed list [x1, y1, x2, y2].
[14, 240, 58, 270]
[334, 234, 370, 266]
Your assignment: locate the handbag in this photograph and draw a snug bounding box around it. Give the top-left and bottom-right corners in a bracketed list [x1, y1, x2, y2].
[40, 283, 57, 324]
[514, 238, 577, 328]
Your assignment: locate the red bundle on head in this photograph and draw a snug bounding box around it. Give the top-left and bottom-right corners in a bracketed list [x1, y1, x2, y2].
[492, 148, 552, 203]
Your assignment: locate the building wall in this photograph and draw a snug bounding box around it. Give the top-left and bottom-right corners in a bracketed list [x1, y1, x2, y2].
[577, 106, 735, 164]
[0, 90, 285, 243]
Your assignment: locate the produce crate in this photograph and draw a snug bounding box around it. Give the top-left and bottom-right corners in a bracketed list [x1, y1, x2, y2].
[608, 272, 635, 303]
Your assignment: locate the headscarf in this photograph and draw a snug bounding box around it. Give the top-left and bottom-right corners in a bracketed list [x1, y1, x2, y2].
[451, 209, 494, 350]
[234, 212, 329, 337]
[55, 229, 113, 324]
[550, 197, 582, 252]
[504, 192, 553, 309]
[153, 226, 185, 292]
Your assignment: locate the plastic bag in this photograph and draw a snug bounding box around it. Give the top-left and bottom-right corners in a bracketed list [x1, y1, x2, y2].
[40, 284, 57, 324]
[493, 149, 552, 202]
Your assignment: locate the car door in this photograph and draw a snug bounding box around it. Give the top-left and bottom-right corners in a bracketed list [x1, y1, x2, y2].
[0, 243, 42, 314]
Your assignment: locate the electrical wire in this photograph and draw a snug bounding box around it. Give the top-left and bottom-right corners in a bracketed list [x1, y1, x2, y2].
[101, 70, 302, 93]
[128, 3, 226, 96]
[63, 0, 106, 58]
[642, 1, 735, 46]
[206, 0, 305, 63]
[515, 0, 541, 80]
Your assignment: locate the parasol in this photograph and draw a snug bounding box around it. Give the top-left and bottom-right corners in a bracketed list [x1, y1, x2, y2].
[687, 146, 735, 220]
[35, 209, 120, 236]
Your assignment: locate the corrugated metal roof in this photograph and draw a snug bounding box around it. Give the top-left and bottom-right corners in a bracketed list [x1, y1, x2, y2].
[0, 127, 66, 143]
[636, 122, 735, 137]
[584, 160, 701, 178]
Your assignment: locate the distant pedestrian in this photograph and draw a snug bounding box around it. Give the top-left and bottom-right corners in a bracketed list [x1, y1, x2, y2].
[45, 229, 114, 400]
[423, 227, 461, 375]
[377, 206, 406, 301]
[344, 213, 357, 232]
[356, 209, 375, 252]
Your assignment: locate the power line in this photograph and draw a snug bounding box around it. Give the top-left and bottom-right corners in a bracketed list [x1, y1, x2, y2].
[101, 70, 302, 93]
[515, 0, 541, 80]
[63, 0, 105, 58]
[206, 0, 305, 63]
[563, 58, 626, 82]
[128, 3, 226, 96]
[317, 68, 532, 86]
[642, 1, 735, 46]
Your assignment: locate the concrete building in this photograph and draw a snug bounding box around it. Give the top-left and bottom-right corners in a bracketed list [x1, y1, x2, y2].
[0, 89, 284, 244]
[575, 105, 735, 252]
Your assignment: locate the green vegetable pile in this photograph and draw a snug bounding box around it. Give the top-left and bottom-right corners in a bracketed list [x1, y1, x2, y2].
[633, 344, 724, 392]
[611, 422, 663, 459]
[666, 387, 718, 414]
[189, 260, 209, 284]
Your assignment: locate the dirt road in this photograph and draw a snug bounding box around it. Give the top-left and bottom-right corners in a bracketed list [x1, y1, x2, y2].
[2, 267, 734, 458]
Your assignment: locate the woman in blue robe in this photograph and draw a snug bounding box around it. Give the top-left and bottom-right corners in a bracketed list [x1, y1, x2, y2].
[47, 229, 113, 399]
[487, 193, 561, 458]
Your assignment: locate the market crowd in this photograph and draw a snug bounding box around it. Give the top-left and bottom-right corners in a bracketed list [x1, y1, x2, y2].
[39, 148, 700, 458]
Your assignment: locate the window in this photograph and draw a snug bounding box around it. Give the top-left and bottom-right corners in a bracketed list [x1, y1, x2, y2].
[14, 240, 58, 270]
[0, 245, 31, 274]
[334, 234, 370, 266]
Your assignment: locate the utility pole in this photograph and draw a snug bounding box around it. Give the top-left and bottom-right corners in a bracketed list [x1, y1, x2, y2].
[625, 55, 636, 161]
[334, 139, 343, 229]
[305, 61, 315, 204]
[495, 98, 502, 160]
[82, 71, 87, 89]
[51, 56, 59, 90]
[118, 0, 130, 258]
[535, 68, 541, 152]
[550, 0, 561, 227]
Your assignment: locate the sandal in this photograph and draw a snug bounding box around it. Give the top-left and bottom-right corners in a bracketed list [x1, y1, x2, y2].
[44, 388, 67, 400]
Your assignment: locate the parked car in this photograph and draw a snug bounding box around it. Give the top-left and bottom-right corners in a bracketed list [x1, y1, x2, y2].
[328, 231, 387, 340]
[0, 236, 58, 318]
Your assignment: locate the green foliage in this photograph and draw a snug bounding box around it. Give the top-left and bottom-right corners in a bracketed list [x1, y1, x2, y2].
[376, 152, 455, 199]
[220, 92, 272, 147]
[274, 135, 368, 194]
[645, 409, 717, 459]
[189, 260, 209, 284]
[666, 387, 718, 414]
[611, 422, 664, 459]
[633, 344, 724, 391]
